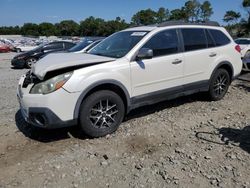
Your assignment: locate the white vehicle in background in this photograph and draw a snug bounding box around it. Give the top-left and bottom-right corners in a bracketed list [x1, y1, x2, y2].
[14, 45, 38, 53]
[235, 38, 250, 58]
[74, 40, 102, 53]
[68, 38, 104, 54]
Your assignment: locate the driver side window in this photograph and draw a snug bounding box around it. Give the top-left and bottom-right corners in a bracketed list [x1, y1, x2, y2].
[142, 29, 179, 57]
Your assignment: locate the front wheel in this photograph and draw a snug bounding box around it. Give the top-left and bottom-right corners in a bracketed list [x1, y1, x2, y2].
[26, 58, 37, 68]
[208, 69, 230, 101]
[79, 90, 125, 138]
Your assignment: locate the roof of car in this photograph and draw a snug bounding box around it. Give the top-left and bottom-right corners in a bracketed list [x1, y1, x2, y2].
[124, 21, 221, 32]
[124, 26, 157, 32]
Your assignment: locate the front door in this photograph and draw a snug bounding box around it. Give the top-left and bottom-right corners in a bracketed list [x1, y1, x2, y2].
[130, 29, 184, 97]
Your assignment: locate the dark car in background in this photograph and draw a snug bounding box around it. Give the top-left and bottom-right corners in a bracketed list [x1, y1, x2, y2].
[11, 41, 75, 68]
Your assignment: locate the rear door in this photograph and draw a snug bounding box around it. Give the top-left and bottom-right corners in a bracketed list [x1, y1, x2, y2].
[181, 28, 215, 86]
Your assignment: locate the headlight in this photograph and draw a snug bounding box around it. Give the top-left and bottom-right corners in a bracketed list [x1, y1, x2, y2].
[30, 72, 73, 94]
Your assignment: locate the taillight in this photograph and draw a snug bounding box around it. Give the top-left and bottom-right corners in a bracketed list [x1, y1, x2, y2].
[235, 45, 241, 53]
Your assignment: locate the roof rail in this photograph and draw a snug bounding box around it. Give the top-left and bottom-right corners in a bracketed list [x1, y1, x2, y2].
[157, 20, 220, 27]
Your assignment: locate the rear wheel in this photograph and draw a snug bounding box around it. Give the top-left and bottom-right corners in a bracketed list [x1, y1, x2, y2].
[26, 58, 37, 68]
[79, 90, 125, 138]
[208, 69, 230, 101]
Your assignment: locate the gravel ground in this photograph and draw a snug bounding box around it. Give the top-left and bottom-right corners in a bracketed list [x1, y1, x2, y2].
[0, 52, 249, 188]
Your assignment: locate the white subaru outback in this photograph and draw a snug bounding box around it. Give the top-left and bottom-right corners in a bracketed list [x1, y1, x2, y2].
[17, 21, 242, 137]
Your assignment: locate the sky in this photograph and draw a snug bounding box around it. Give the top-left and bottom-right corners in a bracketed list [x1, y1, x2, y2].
[0, 0, 247, 26]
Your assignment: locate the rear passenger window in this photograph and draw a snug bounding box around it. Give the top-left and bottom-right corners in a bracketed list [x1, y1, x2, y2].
[209, 29, 231, 46]
[64, 42, 75, 49]
[182, 29, 207, 51]
[205, 30, 215, 48]
[142, 29, 179, 57]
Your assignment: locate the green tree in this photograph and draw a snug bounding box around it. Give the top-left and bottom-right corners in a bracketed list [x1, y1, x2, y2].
[156, 7, 170, 23]
[184, 0, 201, 22]
[169, 8, 188, 20]
[200, 1, 213, 21]
[131, 9, 157, 25]
[79, 16, 106, 36]
[56, 20, 79, 36]
[38, 22, 56, 36]
[223, 11, 241, 25]
[102, 19, 128, 36]
[243, 0, 250, 13]
[20, 23, 39, 36]
[0, 26, 20, 35]
[243, 0, 250, 26]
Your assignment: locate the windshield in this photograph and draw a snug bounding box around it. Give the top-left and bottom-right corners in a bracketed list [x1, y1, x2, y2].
[88, 31, 148, 58]
[68, 39, 93, 52]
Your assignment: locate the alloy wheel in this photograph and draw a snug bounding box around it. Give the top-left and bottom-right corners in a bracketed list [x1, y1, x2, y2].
[27, 58, 37, 68]
[89, 99, 119, 128]
[213, 73, 229, 97]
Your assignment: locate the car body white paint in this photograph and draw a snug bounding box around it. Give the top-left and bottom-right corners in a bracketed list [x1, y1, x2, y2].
[17, 24, 242, 124]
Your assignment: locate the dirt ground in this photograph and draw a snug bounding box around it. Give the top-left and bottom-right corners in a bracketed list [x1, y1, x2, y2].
[0, 52, 249, 188]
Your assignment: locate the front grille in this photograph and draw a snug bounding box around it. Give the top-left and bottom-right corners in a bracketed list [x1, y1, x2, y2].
[22, 71, 40, 88]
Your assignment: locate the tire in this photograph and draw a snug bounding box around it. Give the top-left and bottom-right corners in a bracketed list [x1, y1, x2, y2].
[79, 90, 125, 138]
[208, 68, 230, 101]
[16, 48, 21, 53]
[26, 58, 37, 68]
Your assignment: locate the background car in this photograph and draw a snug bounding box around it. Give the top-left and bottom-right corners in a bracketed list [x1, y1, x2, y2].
[235, 38, 250, 58]
[0, 43, 11, 53]
[74, 39, 103, 53]
[68, 37, 104, 53]
[242, 57, 250, 71]
[13, 45, 38, 53]
[11, 41, 75, 68]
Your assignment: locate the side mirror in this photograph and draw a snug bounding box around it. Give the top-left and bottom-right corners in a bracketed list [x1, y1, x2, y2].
[136, 48, 153, 60]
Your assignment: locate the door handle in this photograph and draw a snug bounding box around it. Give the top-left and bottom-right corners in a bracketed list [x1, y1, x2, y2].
[209, 52, 217, 57]
[172, 59, 182, 65]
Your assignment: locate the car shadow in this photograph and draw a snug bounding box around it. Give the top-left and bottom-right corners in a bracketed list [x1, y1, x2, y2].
[235, 83, 250, 92]
[15, 110, 87, 143]
[196, 125, 250, 154]
[16, 93, 207, 143]
[11, 67, 24, 70]
[218, 126, 250, 154]
[125, 92, 208, 121]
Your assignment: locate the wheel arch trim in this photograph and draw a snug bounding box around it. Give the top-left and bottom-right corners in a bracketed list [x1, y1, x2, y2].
[73, 80, 131, 119]
[210, 61, 234, 81]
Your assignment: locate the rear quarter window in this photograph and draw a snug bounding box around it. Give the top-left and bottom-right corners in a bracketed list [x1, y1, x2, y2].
[209, 29, 231, 46]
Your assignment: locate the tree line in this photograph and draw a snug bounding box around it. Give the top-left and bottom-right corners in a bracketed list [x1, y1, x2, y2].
[0, 0, 249, 37]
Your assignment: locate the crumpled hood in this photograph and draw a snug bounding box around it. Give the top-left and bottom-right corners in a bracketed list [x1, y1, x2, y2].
[31, 53, 115, 80]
